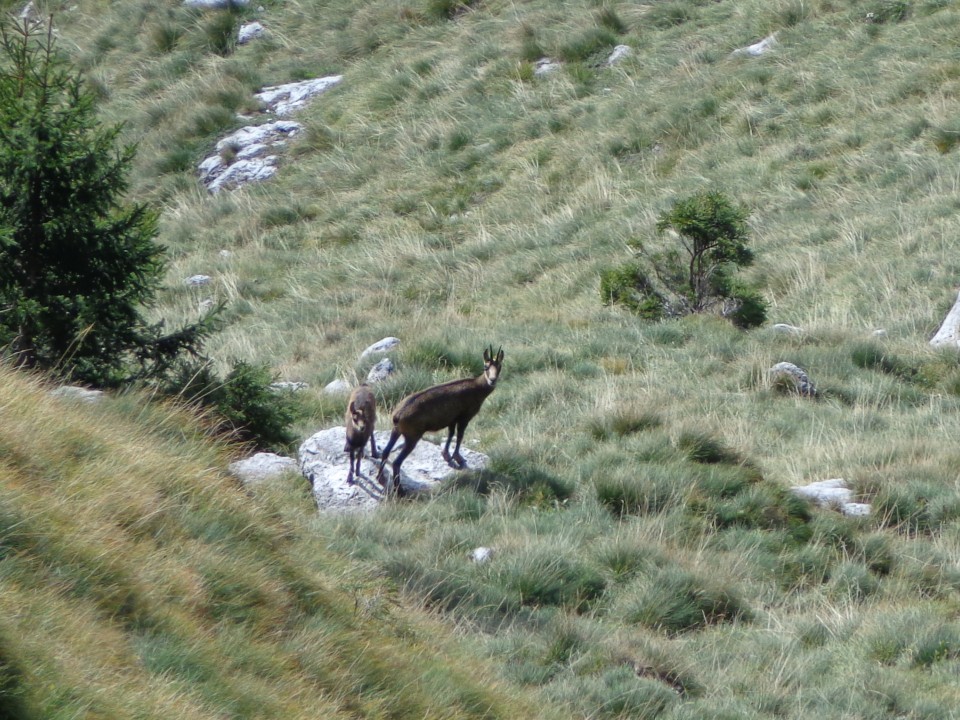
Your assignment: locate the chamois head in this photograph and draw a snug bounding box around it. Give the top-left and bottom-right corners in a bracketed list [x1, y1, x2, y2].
[348, 400, 369, 434]
[482, 345, 504, 387]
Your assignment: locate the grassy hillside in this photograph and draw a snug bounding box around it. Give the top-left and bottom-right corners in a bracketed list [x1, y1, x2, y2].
[6, 0, 960, 716]
[0, 366, 552, 718]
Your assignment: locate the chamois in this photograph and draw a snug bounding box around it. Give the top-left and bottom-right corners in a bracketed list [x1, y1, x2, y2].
[377, 345, 504, 495]
[344, 383, 379, 485]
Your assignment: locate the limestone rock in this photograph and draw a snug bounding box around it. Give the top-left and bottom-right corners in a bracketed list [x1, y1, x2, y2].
[606, 45, 632, 66]
[791, 478, 871, 517]
[50, 386, 105, 403]
[359, 337, 400, 360]
[732, 33, 778, 57]
[299, 427, 488, 512]
[255, 76, 343, 116]
[184, 274, 212, 287]
[366, 358, 395, 384]
[769, 361, 817, 397]
[534, 58, 561, 76]
[930, 289, 960, 349]
[323, 379, 351, 396]
[229, 452, 297, 486]
[237, 21, 265, 44]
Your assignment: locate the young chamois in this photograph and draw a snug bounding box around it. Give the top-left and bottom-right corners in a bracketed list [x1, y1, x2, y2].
[377, 345, 504, 495]
[344, 383, 379, 485]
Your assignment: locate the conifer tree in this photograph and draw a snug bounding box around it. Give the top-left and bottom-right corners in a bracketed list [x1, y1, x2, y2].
[0, 17, 213, 386]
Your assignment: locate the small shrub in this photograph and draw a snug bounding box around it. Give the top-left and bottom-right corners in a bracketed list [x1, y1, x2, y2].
[726, 284, 768, 329]
[599, 263, 666, 319]
[165, 360, 298, 452]
[625, 567, 752, 633]
[827, 561, 880, 602]
[203, 12, 238, 56]
[425, 0, 477, 21]
[872, 480, 960, 534]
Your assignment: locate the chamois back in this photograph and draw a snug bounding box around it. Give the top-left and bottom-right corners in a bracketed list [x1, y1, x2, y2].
[377, 345, 503, 494]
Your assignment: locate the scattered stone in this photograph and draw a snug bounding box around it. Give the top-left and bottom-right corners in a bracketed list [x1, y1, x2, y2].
[366, 358, 395, 384]
[772, 323, 804, 335]
[184, 274, 212, 287]
[359, 337, 400, 360]
[237, 21, 265, 44]
[470, 547, 494, 564]
[872, 328, 887, 337]
[299, 427, 488, 512]
[219, 249, 233, 259]
[183, 0, 249, 8]
[198, 120, 301, 193]
[255, 76, 344, 116]
[606, 44, 632, 66]
[270, 381, 309, 392]
[229, 452, 297, 486]
[732, 33, 778, 57]
[323, 379, 351, 396]
[198, 298, 215, 312]
[930, 289, 960, 349]
[769, 361, 817, 397]
[534, 57, 561, 76]
[50, 386, 105, 403]
[791, 478, 871, 517]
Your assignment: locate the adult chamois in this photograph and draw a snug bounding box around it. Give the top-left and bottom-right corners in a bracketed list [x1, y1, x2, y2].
[344, 383, 379, 485]
[376, 345, 504, 495]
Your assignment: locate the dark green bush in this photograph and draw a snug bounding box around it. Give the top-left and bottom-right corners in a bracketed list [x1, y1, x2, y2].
[557, 27, 619, 63]
[727, 284, 768, 329]
[599, 263, 665, 319]
[677, 430, 744, 465]
[164, 360, 298, 452]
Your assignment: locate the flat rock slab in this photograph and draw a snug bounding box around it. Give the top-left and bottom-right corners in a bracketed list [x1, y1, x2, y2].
[298, 427, 488, 513]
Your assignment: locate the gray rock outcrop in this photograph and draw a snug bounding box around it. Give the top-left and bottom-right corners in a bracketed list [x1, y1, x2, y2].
[930, 289, 960, 349]
[360, 337, 400, 360]
[229, 452, 297, 486]
[299, 427, 488, 512]
[769, 361, 817, 397]
[366, 358, 395, 384]
[732, 33, 778, 57]
[791, 478, 871, 517]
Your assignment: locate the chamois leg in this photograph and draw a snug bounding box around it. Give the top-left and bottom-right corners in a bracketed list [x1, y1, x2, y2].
[451, 421, 468, 468]
[346, 447, 360, 485]
[376, 430, 401, 486]
[368, 433, 380, 459]
[389, 437, 419, 496]
[441, 425, 457, 468]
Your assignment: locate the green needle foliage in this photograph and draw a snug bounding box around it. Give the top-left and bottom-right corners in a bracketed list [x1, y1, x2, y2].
[0, 18, 213, 387]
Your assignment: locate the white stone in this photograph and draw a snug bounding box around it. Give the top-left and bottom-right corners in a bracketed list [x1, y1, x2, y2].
[50, 386, 105, 403]
[930, 289, 960, 349]
[323, 379, 352, 396]
[229, 452, 297, 485]
[732, 33, 778, 57]
[270, 381, 309, 392]
[470, 547, 494, 564]
[184, 274, 212, 287]
[773, 323, 803, 335]
[183, 0, 249, 7]
[534, 58, 561, 76]
[255, 76, 344, 116]
[237, 21, 265, 44]
[366, 358, 395, 384]
[791, 478, 871, 517]
[606, 44, 632, 66]
[299, 427, 488, 512]
[360, 337, 400, 360]
[769, 361, 817, 397]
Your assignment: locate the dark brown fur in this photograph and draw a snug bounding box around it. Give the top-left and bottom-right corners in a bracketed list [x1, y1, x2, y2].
[377, 346, 503, 495]
[344, 383, 379, 484]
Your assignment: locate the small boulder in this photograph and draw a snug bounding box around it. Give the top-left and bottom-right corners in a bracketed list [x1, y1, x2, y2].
[237, 21, 265, 44]
[255, 76, 344, 116]
[184, 274, 212, 287]
[229, 452, 297, 486]
[534, 58, 561, 76]
[772, 323, 803, 335]
[470, 547, 494, 564]
[769, 361, 817, 397]
[732, 33, 777, 58]
[323, 379, 351, 396]
[359, 337, 400, 360]
[791, 478, 871, 517]
[606, 44, 632, 66]
[930, 289, 960, 349]
[299, 427, 488, 512]
[366, 358, 395, 384]
[50, 386, 105, 403]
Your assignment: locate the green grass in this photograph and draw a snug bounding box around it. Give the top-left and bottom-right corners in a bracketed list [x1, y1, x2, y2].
[8, 0, 960, 715]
